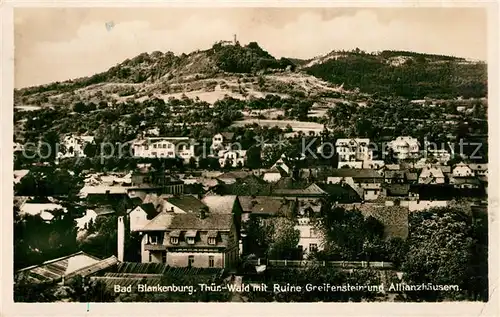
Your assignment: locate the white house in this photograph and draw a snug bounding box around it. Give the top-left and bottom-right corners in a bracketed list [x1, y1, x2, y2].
[452, 162, 474, 177]
[335, 138, 373, 169]
[211, 132, 235, 151]
[418, 166, 446, 184]
[218, 149, 246, 168]
[57, 135, 95, 159]
[128, 203, 160, 232]
[387, 136, 420, 160]
[296, 217, 323, 256]
[132, 137, 195, 162]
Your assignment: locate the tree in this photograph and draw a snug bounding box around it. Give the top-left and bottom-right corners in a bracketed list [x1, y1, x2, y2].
[245, 217, 300, 260]
[401, 207, 484, 301]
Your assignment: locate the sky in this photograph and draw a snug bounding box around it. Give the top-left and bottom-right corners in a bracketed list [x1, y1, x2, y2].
[14, 7, 487, 88]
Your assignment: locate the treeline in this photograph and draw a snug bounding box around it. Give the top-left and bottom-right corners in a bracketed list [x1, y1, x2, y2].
[305, 53, 487, 99]
[211, 41, 296, 73]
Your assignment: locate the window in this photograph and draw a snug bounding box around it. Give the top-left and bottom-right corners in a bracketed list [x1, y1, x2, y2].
[188, 255, 194, 267]
[309, 243, 318, 252]
[208, 237, 216, 245]
[150, 235, 158, 245]
[162, 252, 167, 263]
[187, 237, 195, 245]
[153, 144, 157, 148]
[168, 143, 173, 149]
[170, 237, 178, 244]
[145, 145, 149, 150]
[152, 152, 157, 156]
[163, 144, 167, 149]
[309, 228, 317, 237]
[148, 252, 152, 262]
[168, 152, 174, 156]
[208, 256, 215, 268]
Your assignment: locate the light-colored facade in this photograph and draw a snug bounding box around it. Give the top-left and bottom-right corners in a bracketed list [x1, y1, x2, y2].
[57, 135, 94, 159]
[388, 136, 420, 160]
[452, 163, 474, 177]
[132, 137, 195, 162]
[295, 217, 323, 256]
[138, 212, 239, 269]
[418, 166, 446, 184]
[335, 138, 373, 168]
[218, 149, 246, 168]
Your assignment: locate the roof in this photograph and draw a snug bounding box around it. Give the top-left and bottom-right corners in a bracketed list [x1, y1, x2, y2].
[220, 132, 235, 140]
[141, 212, 233, 231]
[20, 203, 67, 221]
[385, 184, 411, 196]
[410, 184, 457, 200]
[166, 195, 207, 213]
[450, 177, 482, 186]
[217, 171, 253, 180]
[238, 196, 293, 215]
[201, 195, 238, 214]
[64, 256, 118, 280]
[468, 163, 488, 172]
[326, 169, 383, 179]
[317, 184, 362, 203]
[339, 204, 408, 239]
[135, 203, 160, 220]
[384, 164, 401, 171]
[14, 169, 30, 184]
[16, 251, 102, 284]
[419, 166, 445, 179]
[273, 183, 328, 197]
[94, 206, 116, 216]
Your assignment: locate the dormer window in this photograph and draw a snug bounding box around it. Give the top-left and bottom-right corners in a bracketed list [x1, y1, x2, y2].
[150, 235, 159, 245]
[185, 230, 197, 244]
[170, 237, 178, 244]
[207, 230, 218, 245]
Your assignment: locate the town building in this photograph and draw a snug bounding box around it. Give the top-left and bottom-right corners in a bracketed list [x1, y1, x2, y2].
[57, 134, 95, 159]
[218, 149, 247, 168]
[418, 166, 446, 184]
[387, 136, 420, 160]
[131, 137, 195, 162]
[335, 138, 373, 168]
[211, 132, 236, 151]
[136, 210, 239, 269]
[452, 162, 474, 177]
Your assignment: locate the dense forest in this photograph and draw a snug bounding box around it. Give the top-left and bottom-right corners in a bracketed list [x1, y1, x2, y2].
[305, 50, 487, 99]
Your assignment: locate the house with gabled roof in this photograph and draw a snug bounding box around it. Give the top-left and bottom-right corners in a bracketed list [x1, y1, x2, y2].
[164, 195, 207, 214]
[212, 132, 236, 151]
[137, 210, 239, 268]
[128, 203, 161, 232]
[418, 166, 445, 184]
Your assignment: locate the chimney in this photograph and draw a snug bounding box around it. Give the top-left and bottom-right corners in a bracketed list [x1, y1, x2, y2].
[117, 216, 125, 262]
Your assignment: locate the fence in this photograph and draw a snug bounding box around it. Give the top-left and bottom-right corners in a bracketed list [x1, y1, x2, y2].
[247, 259, 394, 269]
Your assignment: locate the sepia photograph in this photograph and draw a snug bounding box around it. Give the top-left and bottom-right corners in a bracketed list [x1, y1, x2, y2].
[6, 3, 496, 309]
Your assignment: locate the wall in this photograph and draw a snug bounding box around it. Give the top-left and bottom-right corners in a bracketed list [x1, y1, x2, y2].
[295, 218, 323, 255]
[263, 173, 282, 183]
[166, 252, 224, 268]
[129, 208, 150, 232]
